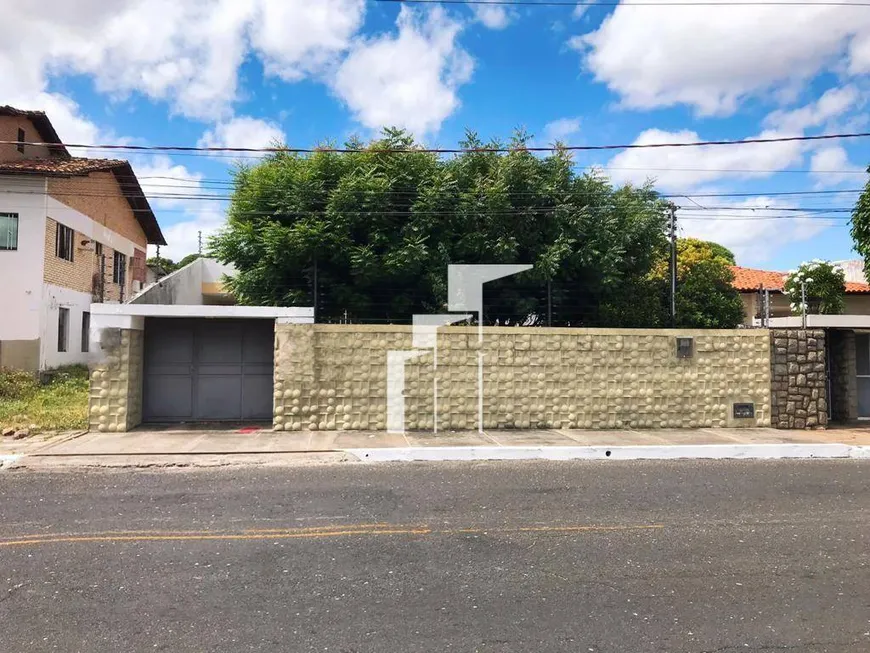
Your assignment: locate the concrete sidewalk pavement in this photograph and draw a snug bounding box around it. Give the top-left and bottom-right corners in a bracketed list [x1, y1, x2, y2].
[4, 425, 870, 470]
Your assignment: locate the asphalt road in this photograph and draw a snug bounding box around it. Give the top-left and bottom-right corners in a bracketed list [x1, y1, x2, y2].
[0, 460, 868, 653]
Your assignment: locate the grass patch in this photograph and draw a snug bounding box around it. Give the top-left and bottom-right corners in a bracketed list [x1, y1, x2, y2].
[0, 365, 89, 433]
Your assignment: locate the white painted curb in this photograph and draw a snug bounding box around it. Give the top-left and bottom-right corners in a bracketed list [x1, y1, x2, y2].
[345, 444, 870, 463]
[0, 455, 20, 470]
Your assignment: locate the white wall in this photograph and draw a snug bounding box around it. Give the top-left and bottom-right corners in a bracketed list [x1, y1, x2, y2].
[129, 257, 204, 304]
[40, 283, 93, 369]
[0, 177, 47, 340]
[45, 195, 137, 257]
[0, 176, 148, 368]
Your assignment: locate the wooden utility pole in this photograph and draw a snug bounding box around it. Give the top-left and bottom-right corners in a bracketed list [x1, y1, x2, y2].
[668, 203, 678, 327]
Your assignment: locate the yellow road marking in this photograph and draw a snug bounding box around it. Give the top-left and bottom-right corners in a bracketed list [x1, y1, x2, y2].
[0, 528, 433, 547]
[0, 523, 664, 548]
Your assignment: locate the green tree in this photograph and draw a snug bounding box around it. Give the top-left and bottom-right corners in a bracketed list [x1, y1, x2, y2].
[850, 166, 870, 278]
[650, 238, 744, 328]
[783, 260, 846, 315]
[702, 240, 736, 265]
[210, 128, 670, 326]
[176, 253, 202, 269]
[146, 256, 175, 275]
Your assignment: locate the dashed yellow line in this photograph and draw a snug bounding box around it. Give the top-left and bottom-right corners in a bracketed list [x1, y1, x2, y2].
[0, 523, 663, 548]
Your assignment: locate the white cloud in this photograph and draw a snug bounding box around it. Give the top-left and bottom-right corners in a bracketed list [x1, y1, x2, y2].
[2, 91, 104, 146]
[573, 1, 870, 115]
[199, 116, 287, 155]
[679, 197, 830, 265]
[148, 208, 227, 262]
[0, 0, 367, 121]
[471, 1, 512, 30]
[250, 0, 366, 80]
[809, 145, 866, 187]
[331, 6, 474, 136]
[572, 1, 597, 21]
[132, 155, 205, 210]
[603, 128, 804, 191]
[541, 117, 582, 144]
[764, 85, 862, 133]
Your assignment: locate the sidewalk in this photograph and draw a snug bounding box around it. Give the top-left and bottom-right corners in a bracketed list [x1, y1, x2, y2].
[4, 425, 870, 470]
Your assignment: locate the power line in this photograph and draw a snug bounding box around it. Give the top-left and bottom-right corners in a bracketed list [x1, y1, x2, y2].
[0, 173, 864, 201]
[4, 129, 870, 155]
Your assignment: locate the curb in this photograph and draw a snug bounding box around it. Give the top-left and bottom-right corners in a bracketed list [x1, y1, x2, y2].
[345, 444, 870, 463]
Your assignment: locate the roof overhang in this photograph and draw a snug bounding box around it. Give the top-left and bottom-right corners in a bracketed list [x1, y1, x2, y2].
[0, 106, 70, 157]
[109, 162, 166, 246]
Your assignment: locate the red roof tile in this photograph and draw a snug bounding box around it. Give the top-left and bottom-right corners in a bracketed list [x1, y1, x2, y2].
[730, 265, 870, 295]
[0, 157, 127, 176]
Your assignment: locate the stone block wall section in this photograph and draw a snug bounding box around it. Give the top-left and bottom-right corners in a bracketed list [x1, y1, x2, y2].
[88, 328, 143, 432]
[769, 329, 827, 429]
[273, 325, 772, 432]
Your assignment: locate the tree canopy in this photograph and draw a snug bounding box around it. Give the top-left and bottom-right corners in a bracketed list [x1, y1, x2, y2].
[850, 166, 870, 278]
[651, 238, 744, 328]
[783, 260, 846, 315]
[210, 128, 737, 327]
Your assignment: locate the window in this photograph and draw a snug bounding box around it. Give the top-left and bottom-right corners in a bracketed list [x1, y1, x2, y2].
[55, 222, 74, 261]
[81, 311, 90, 353]
[0, 213, 18, 250]
[57, 307, 69, 353]
[17, 127, 25, 153]
[113, 251, 127, 285]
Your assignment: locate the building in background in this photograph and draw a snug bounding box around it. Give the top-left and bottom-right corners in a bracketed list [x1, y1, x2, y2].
[731, 265, 870, 326]
[832, 259, 867, 285]
[0, 106, 165, 371]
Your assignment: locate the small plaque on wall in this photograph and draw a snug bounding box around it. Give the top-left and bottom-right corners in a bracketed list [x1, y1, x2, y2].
[733, 403, 755, 419]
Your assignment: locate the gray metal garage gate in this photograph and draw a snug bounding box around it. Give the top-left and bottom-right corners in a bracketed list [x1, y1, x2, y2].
[142, 318, 274, 422]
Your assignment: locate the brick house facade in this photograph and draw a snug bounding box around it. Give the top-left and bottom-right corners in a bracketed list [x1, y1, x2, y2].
[0, 106, 165, 370]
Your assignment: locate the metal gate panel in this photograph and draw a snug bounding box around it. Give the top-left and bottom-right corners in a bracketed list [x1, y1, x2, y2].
[143, 318, 274, 422]
[142, 320, 195, 421]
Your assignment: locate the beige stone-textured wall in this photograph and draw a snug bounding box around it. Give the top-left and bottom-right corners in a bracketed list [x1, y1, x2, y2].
[88, 328, 143, 432]
[0, 116, 53, 162]
[274, 325, 772, 431]
[48, 172, 147, 248]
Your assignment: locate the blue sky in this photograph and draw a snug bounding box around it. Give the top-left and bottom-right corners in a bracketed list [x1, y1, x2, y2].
[3, 0, 870, 269]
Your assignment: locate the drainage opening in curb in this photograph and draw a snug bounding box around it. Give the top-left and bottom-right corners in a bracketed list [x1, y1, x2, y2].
[605, 450, 612, 457]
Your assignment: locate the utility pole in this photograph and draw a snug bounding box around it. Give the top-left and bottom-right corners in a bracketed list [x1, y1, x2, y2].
[668, 203, 678, 327]
[312, 257, 318, 324]
[197, 231, 202, 255]
[547, 279, 552, 327]
[801, 280, 807, 329]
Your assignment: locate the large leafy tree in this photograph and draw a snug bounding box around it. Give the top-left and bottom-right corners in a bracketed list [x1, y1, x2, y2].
[650, 238, 745, 329]
[210, 128, 670, 326]
[850, 166, 870, 277]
